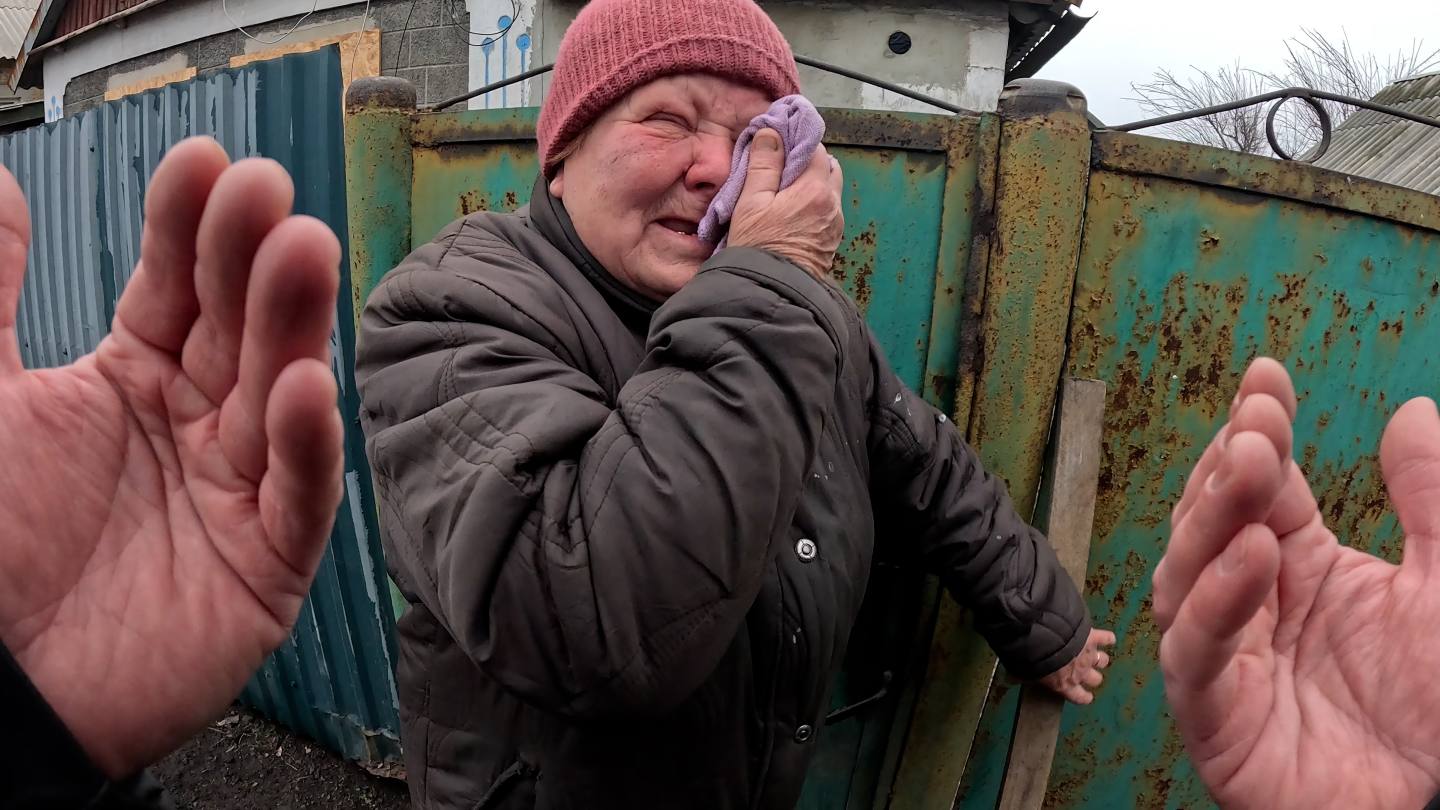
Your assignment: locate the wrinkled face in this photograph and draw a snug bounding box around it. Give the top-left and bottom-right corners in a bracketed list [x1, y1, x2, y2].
[548, 73, 772, 301]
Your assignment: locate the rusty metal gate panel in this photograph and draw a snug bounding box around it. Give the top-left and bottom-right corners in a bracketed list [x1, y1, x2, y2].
[344, 81, 1003, 807]
[957, 120, 1440, 808]
[0, 48, 402, 766]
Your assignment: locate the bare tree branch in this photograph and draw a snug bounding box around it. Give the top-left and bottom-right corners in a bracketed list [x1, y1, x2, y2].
[1130, 63, 1271, 153]
[1128, 29, 1439, 156]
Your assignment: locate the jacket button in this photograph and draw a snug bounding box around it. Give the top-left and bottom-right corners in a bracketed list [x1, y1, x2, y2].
[795, 538, 817, 562]
[794, 724, 814, 743]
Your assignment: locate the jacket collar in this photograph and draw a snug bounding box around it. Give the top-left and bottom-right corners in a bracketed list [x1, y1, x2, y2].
[528, 174, 658, 328]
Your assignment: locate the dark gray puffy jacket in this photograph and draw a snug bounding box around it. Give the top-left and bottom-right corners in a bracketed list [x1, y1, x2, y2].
[355, 179, 1089, 810]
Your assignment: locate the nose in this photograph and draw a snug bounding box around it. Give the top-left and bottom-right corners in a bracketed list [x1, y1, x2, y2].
[684, 132, 735, 196]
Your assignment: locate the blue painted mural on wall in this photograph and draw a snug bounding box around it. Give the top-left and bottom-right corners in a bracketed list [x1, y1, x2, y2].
[477, 8, 531, 108]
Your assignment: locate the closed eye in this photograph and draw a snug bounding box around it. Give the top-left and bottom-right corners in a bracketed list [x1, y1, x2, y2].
[646, 112, 693, 130]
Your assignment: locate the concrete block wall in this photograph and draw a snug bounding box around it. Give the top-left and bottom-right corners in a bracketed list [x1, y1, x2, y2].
[375, 0, 472, 103]
[60, 0, 471, 118]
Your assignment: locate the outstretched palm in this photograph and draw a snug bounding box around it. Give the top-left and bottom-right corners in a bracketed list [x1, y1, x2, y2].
[0, 139, 344, 778]
[1156, 358, 1440, 809]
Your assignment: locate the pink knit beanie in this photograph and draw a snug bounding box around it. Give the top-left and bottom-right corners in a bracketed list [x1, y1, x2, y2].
[537, 0, 801, 177]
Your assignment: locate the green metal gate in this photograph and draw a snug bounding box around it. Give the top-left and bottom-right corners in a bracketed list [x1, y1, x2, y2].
[345, 78, 1003, 808]
[343, 73, 1440, 807]
[954, 90, 1440, 810]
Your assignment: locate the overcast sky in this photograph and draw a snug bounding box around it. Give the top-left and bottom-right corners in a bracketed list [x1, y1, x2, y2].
[1034, 0, 1438, 126]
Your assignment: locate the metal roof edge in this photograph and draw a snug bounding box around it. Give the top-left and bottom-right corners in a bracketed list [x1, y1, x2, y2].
[10, 0, 63, 90]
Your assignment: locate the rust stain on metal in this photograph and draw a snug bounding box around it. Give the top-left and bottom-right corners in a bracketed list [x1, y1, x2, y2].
[1135, 733, 1190, 809]
[458, 190, 489, 215]
[836, 223, 878, 310]
[1260, 272, 1311, 362]
[1275, 272, 1308, 302]
[1312, 453, 1395, 559]
[1109, 549, 1152, 616]
[854, 264, 873, 308]
[1042, 716, 1097, 809]
[1112, 207, 1141, 239]
[820, 107, 968, 152]
[1333, 292, 1354, 320]
[412, 109, 542, 146]
[968, 105, 1092, 507]
[1083, 559, 1113, 602]
[950, 119, 1000, 434]
[1138, 765, 1173, 810]
[1149, 273, 1245, 408]
[930, 372, 950, 402]
[1092, 131, 1440, 232]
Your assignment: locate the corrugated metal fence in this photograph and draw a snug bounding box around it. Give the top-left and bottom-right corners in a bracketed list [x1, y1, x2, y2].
[0, 47, 403, 764]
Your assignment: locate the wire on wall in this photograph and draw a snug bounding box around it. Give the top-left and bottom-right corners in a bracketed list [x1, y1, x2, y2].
[349, 0, 374, 78]
[447, 0, 519, 46]
[391, 0, 520, 74]
[223, 0, 324, 46]
[392, 0, 421, 73]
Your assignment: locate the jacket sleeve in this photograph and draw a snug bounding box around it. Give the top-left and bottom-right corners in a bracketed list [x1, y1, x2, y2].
[863, 334, 1090, 680]
[357, 240, 847, 718]
[0, 642, 175, 810]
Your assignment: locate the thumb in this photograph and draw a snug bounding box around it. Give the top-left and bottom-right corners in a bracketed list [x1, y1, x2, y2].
[1382, 397, 1440, 568]
[741, 128, 784, 199]
[0, 165, 30, 375]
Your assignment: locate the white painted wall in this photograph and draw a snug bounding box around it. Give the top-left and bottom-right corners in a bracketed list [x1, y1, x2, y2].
[524, 0, 1012, 115]
[464, 0, 538, 110]
[769, 0, 1010, 113]
[42, 0, 360, 121]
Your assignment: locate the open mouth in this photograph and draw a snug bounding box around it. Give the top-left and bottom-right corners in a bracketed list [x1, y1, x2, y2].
[657, 217, 701, 238]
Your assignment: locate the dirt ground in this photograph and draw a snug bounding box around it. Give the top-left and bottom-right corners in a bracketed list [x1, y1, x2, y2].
[152, 706, 411, 810]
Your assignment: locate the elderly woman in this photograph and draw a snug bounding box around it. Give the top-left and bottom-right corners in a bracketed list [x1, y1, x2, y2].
[357, 0, 1110, 807]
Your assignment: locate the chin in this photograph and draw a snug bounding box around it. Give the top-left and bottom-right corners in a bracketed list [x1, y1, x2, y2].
[640, 263, 703, 300]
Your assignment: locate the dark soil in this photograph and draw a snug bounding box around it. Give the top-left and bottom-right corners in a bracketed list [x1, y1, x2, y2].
[151, 706, 411, 810]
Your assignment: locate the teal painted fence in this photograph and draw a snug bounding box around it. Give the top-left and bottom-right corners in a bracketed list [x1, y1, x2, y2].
[0, 47, 402, 764]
